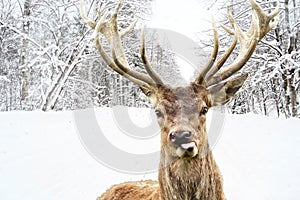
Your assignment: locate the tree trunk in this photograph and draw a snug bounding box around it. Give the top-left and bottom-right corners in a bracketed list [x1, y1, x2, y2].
[261, 87, 267, 116]
[282, 70, 291, 116]
[20, 0, 31, 109]
[251, 94, 256, 114]
[284, 0, 296, 54]
[270, 78, 280, 118]
[288, 71, 297, 117]
[42, 49, 84, 111]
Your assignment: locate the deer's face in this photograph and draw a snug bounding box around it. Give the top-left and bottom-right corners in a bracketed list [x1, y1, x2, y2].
[149, 84, 211, 159]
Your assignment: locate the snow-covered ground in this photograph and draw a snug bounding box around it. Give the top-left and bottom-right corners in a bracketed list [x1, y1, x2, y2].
[0, 108, 299, 200]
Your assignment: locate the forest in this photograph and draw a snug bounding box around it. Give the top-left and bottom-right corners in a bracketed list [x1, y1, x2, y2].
[0, 0, 299, 118]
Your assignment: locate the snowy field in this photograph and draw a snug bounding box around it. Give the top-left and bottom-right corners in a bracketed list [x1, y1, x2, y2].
[0, 108, 299, 200]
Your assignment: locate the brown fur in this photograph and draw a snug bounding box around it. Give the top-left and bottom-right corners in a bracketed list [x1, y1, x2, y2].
[159, 151, 225, 200]
[99, 180, 160, 200]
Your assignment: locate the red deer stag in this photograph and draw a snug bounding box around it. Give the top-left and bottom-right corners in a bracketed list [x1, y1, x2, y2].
[80, 0, 279, 199]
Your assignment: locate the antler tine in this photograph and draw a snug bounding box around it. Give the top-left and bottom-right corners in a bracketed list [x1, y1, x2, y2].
[100, 0, 155, 84]
[205, 8, 238, 81]
[80, 0, 158, 87]
[206, 0, 279, 87]
[249, 0, 280, 39]
[79, 0, 96, 29]
[121, 19, 138, 38]
[140, 27, 164, 86]
[97, 1, 102, 19]
[92, 10, 150, 87]
[194, 19, 219, 85]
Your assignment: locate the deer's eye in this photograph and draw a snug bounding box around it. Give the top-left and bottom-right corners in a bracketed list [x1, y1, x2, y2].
[155, 109, 164, 118]
[200, 107, 208, 116]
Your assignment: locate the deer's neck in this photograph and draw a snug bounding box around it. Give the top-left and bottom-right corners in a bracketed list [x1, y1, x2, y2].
[158, 148, 225, 200]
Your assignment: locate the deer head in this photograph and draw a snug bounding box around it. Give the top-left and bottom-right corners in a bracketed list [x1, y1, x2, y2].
[80, 0, 279, 163]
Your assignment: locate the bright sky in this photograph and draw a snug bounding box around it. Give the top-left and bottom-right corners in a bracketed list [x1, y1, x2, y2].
[147, 0, 225, 81]
[148, 0, 214, 39]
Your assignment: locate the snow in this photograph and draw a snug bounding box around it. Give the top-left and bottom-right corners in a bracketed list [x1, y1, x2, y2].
[0, 76, 10, 82]
[0, 108, 300, 200]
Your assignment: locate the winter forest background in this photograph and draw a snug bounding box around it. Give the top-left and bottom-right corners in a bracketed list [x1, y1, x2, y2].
[0, 0, 299, 118]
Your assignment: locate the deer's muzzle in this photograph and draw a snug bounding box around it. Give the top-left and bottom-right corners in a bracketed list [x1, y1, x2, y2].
[170, 131, 198, 158]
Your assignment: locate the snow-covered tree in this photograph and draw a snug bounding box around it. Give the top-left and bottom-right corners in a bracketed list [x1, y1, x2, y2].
[200, 0, 300, 118]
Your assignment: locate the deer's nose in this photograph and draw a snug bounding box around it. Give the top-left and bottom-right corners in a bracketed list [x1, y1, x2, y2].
[169, 131, 192, 145]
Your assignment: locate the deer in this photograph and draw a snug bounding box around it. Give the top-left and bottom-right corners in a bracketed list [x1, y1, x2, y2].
[80, 0, 279, 199]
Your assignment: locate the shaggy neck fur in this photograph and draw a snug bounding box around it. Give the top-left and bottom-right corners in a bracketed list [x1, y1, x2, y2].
[158, 143, 225, 200]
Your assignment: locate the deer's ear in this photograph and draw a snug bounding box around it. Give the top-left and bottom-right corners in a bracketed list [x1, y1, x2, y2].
[140, 85, 158, 105]
[208, 73, 248, 107]
[140, 85, 154, 97]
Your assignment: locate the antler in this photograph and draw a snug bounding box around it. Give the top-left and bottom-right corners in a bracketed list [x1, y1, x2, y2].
[194, 0, 280, 87]
[80, 0, 164, 89]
